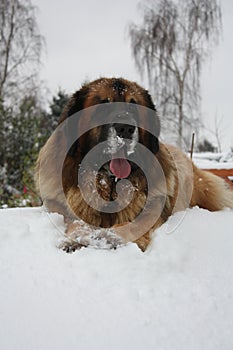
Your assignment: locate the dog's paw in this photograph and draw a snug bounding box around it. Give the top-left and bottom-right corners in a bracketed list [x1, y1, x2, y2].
[134, 233, 151, 252]
[65, 220, 125, 250]
[59, 240, 86, 253]
[88, 229, 125, 249]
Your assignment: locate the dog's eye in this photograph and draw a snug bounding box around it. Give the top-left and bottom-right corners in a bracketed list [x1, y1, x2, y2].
[127, 101, 137, 114]
[101, 98, 111, 103]
[130, 98, 136, 104]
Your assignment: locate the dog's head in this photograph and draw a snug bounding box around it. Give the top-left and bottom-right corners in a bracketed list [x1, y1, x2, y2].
[60, 78, 160, 183]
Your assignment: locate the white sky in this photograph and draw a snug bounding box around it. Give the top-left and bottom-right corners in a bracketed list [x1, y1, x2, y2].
[34, 0, 233, 151]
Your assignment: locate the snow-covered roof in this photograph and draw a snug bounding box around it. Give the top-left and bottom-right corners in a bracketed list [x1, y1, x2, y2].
[193, 151, 233, 170]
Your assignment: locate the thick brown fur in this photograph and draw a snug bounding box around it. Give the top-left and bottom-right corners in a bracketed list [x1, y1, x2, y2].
[35, 77, 233, 252]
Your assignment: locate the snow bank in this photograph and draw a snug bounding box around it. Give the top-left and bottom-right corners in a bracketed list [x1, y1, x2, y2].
[0, 206, 233, 350]
[193, 151, 233, 170]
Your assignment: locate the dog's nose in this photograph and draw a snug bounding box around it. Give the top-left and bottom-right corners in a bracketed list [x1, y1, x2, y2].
[113, 123, 136, 139]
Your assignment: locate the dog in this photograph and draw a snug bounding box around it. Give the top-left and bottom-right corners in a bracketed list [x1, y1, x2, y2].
[35, 77, 233, 252]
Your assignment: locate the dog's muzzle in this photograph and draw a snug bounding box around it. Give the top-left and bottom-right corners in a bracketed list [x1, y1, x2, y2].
[105, 116, 138, 179]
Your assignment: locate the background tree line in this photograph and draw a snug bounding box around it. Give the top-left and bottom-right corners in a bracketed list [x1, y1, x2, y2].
[0, 0, 224, 207]
[0, 90, 68, 207]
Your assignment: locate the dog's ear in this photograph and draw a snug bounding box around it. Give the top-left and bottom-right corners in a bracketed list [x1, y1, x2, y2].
[142, 89, 160, 135]
[138, 128, 160, 155]
[59, 85, 90, 124]
[58, 85, 90, 157]
[140, 89, 160, 154]
[148, 132, 160, 154]
[142, 89, 156, 111]
[146, 108, 160, 154]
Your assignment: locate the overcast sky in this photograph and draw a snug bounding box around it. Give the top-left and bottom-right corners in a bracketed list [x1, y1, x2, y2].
[34, 0, 233, 151]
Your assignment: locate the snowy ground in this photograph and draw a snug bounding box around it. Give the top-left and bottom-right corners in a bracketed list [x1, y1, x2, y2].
[1, 205, 233, 350]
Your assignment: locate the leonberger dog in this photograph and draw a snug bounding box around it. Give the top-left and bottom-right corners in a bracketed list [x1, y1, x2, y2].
[35, 77, 233, 252]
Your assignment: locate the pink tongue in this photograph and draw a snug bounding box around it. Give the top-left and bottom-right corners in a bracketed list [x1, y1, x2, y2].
[110, 149, 131, 179]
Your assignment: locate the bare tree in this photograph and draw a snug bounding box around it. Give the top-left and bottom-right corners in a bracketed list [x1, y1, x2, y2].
[129, 0, 222, 147]
[201, 113, 224, 152]
[0, 0, 44, 105]
[214, 114, 223, 153]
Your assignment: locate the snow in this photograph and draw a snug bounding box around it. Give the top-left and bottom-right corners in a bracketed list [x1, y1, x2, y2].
[1, 206, 233, 350]
[193, 151, 233, 170]
[105, 127, 125, 155]
[105, 126, 138, 156]
[127, 127, 138, 155]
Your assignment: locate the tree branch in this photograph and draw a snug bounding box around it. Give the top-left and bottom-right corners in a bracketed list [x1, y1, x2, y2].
[0, 4, 15, 98]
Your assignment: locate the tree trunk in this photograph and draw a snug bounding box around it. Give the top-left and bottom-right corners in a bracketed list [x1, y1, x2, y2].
[178, 82, 184, 148]
[178, 104, 183, 148]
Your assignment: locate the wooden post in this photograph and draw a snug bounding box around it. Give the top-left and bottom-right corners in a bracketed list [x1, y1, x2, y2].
[190, 133, 195, 159]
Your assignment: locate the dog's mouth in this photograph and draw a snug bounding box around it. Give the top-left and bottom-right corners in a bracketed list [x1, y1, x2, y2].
[109, 147, 131, 179]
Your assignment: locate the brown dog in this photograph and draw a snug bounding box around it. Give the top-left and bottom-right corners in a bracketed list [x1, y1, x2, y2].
[35, 77, 233, 251]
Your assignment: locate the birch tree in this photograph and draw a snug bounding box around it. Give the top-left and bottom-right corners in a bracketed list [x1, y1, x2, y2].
[0, 0, 44, 104]
[129, 0, 222, 147]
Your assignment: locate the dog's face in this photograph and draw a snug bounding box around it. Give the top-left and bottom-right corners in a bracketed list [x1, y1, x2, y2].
[61, 78, 160, 187]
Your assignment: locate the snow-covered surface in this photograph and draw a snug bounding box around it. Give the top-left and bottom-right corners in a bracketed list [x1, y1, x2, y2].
[1, 206, 233, 350]
[193, 152, 233, 170]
